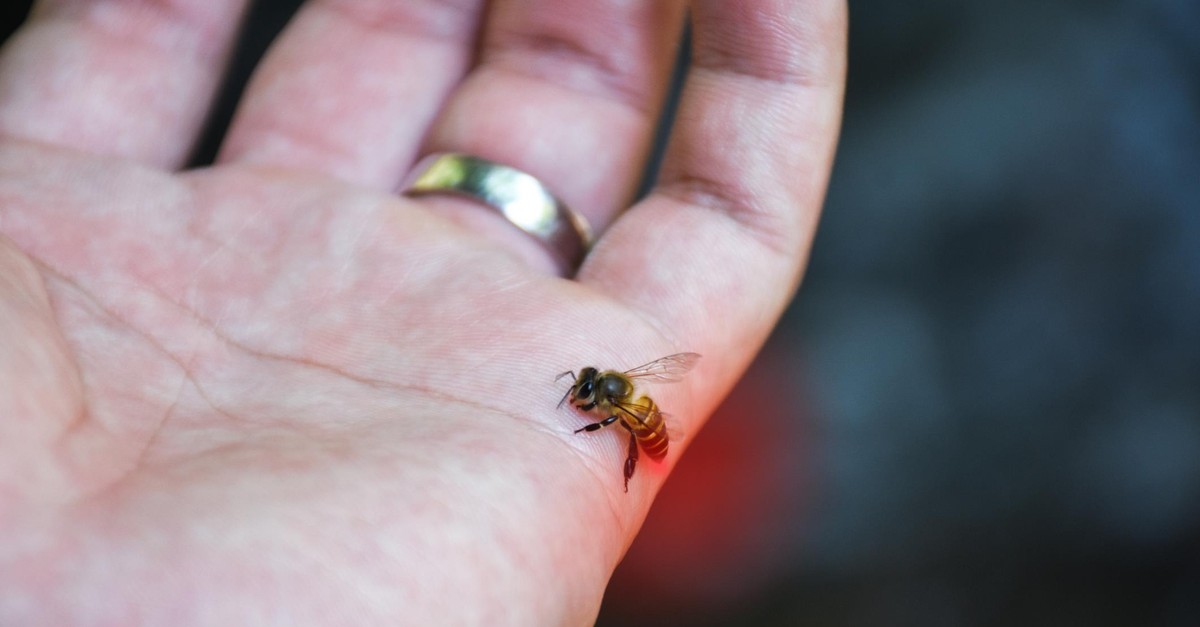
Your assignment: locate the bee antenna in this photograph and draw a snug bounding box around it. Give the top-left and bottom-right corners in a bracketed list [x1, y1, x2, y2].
[555, 370, 578, 409]
[557, 386, 573, 409]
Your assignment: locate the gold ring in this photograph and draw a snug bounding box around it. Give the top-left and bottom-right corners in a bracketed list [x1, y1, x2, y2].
[402, 153, 594, 271]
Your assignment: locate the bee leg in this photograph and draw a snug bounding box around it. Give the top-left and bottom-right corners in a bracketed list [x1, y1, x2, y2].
[623, 431, 639, 493]
[573, 415, 619, 434]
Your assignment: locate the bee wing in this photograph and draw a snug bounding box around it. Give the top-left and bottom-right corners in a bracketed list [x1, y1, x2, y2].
[622, 352, 701, 383]
[665, 416, 685, 443]
[610, 399, 646, 421]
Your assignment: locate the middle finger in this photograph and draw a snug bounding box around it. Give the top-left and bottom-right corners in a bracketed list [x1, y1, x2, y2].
[217, 0, 486, 187]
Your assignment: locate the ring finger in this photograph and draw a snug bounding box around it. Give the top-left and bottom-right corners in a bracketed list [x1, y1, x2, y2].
[414, 0, 685, 265]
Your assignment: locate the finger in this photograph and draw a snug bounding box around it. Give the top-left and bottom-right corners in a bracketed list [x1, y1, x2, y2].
[579, 0, 847, 404]
[217, 0, 485, 187]
[0, 0, 250, 168]
[0, 235, 83, 503]
[410, 0, 685, 272]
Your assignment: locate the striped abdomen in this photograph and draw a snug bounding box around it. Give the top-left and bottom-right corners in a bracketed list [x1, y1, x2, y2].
[620, 395, 669, 460]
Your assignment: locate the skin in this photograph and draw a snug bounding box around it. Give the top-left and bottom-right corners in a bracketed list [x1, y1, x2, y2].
[0, 0, 846, 624]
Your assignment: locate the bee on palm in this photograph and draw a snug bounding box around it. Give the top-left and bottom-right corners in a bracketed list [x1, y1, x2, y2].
[557, 353, 700, 492]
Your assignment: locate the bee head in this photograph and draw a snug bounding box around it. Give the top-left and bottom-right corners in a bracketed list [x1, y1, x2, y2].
[556, 367, 597, 409]
[574, 367, 599, 405]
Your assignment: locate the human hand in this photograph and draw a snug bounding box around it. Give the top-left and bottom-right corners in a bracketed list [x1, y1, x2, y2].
[0, 0, 845, 623]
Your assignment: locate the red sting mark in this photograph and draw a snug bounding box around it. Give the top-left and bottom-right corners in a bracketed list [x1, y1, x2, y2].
[598, 343, 818, 624]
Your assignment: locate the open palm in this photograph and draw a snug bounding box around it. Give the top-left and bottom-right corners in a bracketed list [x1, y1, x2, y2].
[0, 1, 845, 624]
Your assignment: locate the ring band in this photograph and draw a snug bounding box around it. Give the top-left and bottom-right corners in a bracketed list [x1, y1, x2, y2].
[402, 153, 594, 270]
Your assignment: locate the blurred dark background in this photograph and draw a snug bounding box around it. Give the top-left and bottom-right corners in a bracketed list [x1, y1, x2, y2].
[3, 1, 1198, 625]
[604, 1, 1200, 626]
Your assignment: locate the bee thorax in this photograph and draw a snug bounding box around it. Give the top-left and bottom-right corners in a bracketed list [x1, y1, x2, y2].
[600, 374, 631, 399]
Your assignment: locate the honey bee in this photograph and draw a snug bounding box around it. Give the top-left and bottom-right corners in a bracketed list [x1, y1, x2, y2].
[557, 352, 700, 492]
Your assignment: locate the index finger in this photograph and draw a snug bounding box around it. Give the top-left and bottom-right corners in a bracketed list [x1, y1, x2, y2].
[579, 0, 846, 402]
[0, 0, 251, 168]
